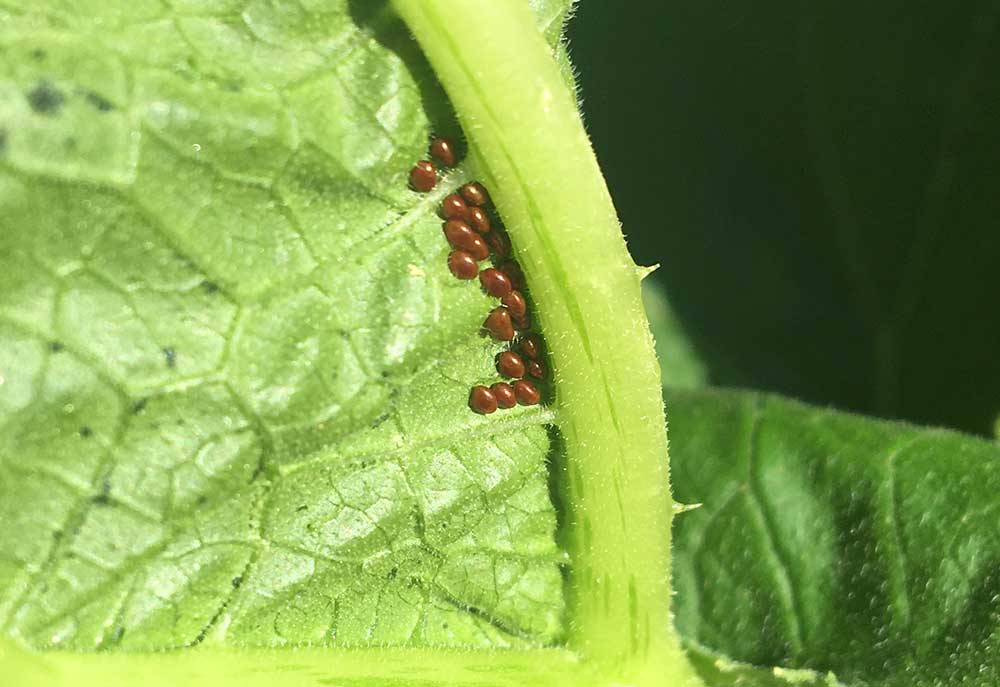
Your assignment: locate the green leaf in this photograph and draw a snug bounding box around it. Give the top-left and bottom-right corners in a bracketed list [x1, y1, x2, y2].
[686, 643, 844, 687]
[668, 387, 1000, 686]
[0, 0, 575, 652]
[569, 0, 1000, 435]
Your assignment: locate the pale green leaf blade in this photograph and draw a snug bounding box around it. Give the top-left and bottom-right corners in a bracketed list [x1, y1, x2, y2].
[0, 0, 574, 652]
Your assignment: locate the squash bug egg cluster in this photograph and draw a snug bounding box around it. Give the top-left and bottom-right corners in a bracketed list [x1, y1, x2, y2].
[410, 137, 548, 414]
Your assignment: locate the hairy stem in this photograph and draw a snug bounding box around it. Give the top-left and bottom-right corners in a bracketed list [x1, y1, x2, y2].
[392, 2, 701, 684]
[0, 641, 600, 686]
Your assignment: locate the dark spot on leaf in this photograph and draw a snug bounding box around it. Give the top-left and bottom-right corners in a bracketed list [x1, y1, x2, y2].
[223, 81, 242, 93]
[31, 48, 45, 61]
[64, 137, 77, 151]
[27, 82, 64, 115]
[295, 505, 308, 512]
[231, 575, 243, 589]
[49, 341, 64, 353]
[109, 627, 124, 643]
[52, 529, 63, 541]
[441, 623, 448, 629]
[84, 90, 114, 112]
[79, 426, 93, 438]
[163, 347, 176, 369]
[92, 479, 111, 505]
[196, 495, 208, 505]
[387, 567, 398, 580]
[250, 461, 265, 481]
[202, 281, 219, 294]
[131, 398, 148, 415]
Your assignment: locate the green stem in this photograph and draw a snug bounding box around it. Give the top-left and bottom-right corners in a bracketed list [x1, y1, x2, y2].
[392, 2, 701, 685]
[0, 641, 601, 687]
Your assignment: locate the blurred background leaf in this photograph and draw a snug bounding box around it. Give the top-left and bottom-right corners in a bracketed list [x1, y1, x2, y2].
[570, 0, 1000, 436]
[667, 386, 1000, 686]
[643, 280, 709, 390]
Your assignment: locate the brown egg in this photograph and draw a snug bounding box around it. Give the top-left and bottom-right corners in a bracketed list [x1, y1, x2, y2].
[444, 220, 489, 259]
[460, 182, 489, 207]
[483, 306, 515, 341]
[430, 137, 457, 167]
[512, 310, 531, 331]
[496, 351, 526, 379]
[519, 333, 543, 360]
[499, 260, 525, 290]
[501, 290, 526, 318]
[485, 230, 511, 258]
[465, 206, 491, 234]
[440, 193, 468, 220]
[447, 250, 478, 280]
[513, 380, 540, 406]
[490, 382, 516, 409]
[410, 160, 436, 192]
[443, 218, 475, 246]
[526, 359, 547, 380]
[469, 385, 498, 414]
[479, 268, 513, 298]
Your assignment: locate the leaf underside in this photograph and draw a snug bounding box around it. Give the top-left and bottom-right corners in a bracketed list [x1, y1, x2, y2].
[0, 0, 574, 652]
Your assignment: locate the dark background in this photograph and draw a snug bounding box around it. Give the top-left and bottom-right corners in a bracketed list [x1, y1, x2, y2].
[568, 0, 1000, 436]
